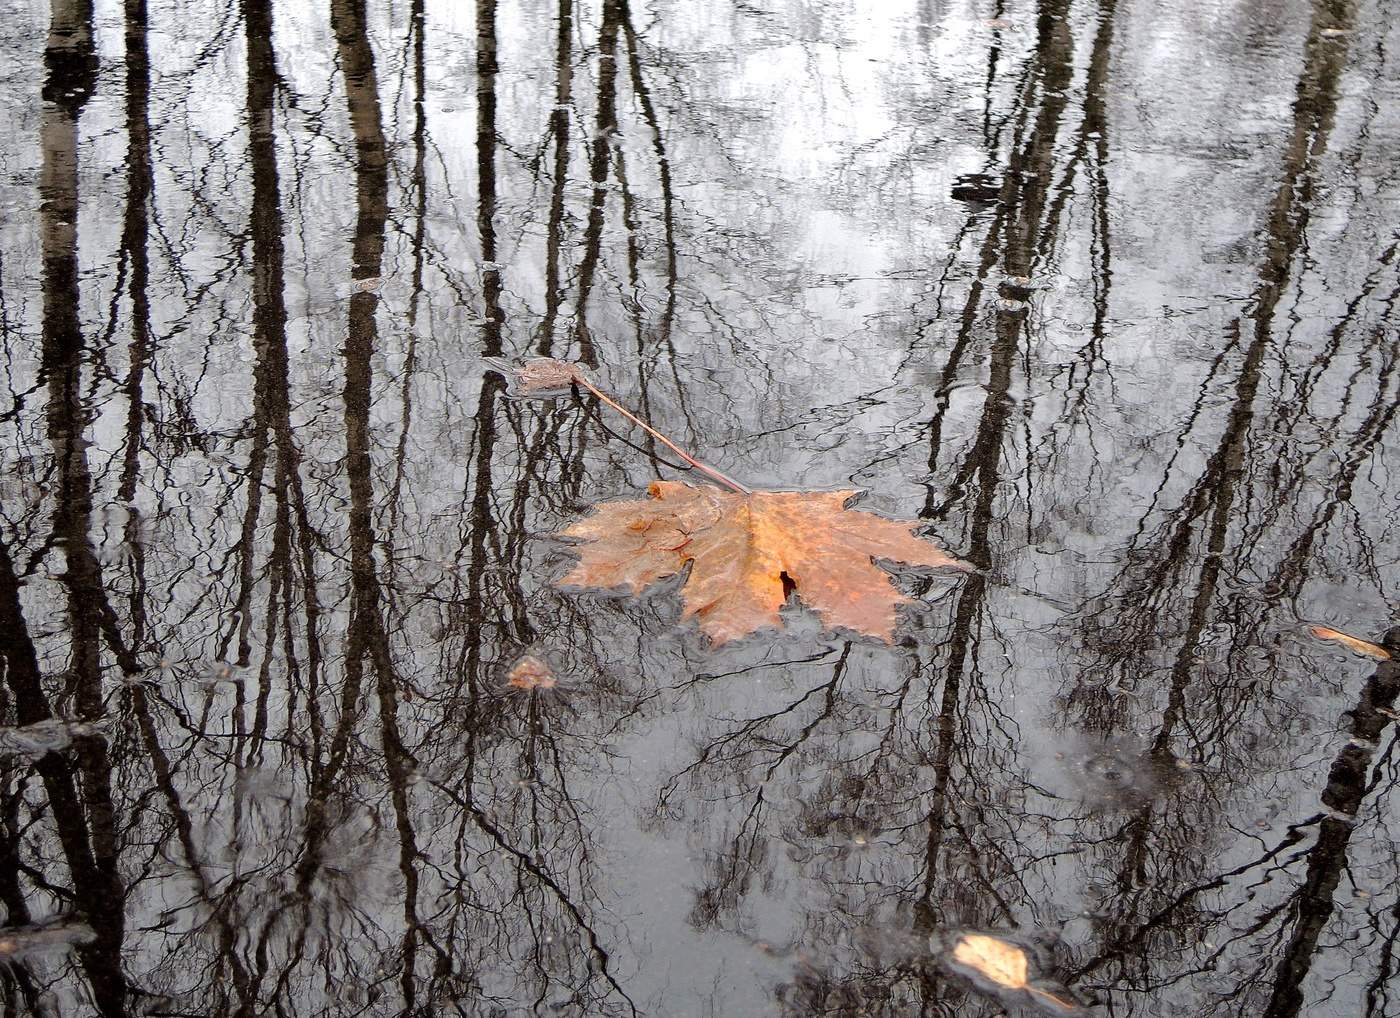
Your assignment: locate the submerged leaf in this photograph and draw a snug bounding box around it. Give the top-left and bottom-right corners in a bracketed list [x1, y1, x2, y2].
[488, 356, 585, 397]
[507, 654, 557, 690]
[0, 719, 104, 759]
[556, 481, 968, 645]
[0, 922, 96, 960]
[1309, 625, 1391, 661]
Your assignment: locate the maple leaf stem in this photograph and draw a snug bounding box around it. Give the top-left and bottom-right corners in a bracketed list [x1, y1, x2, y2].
[574, 374, 752, 494]
[1028, 985, 1078, 1011]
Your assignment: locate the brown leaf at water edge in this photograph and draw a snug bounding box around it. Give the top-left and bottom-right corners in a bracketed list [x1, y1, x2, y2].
[1309, 625, 1391, 661]
[555, 481, 969, 646]
[949, 932, 1079, 1011]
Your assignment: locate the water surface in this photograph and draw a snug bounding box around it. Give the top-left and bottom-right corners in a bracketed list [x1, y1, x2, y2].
[1, 0, 1399, 1014]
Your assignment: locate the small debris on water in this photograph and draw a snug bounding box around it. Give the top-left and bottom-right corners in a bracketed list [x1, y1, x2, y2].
[0, 921, 96, 961]
[506, 653, 558, 691]
[485, 356, 585, 398]
[934, 928, 1080, 1012]
[199, 662, 250, 687]
[951, 172, 1001, 204]
[0, 719, 106, 759]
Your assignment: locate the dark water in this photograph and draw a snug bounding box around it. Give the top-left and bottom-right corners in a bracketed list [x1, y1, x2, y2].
[1, 0, 1399, 1014]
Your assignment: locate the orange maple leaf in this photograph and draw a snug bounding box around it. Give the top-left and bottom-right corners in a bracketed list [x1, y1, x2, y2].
[556, 481, 968, 645]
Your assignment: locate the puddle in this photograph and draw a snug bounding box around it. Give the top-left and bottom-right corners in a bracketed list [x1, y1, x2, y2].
[0, 0, 1396, 1014]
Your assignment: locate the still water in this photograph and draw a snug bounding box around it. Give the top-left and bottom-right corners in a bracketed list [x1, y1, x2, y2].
[1, 0, 1398, 1014]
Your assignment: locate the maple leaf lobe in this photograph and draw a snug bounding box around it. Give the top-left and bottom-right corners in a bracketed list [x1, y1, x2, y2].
[557, 481, 967, 645]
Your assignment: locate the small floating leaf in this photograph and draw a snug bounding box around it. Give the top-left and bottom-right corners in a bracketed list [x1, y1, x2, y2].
[507, 654, 557, 691]
[1309, 625, 1390, 661]
[999, 273, 1051, 295]
[953, 933, 1027, 986]
[951, 172, 1001, 203]
[947, 932, 1079, 1011]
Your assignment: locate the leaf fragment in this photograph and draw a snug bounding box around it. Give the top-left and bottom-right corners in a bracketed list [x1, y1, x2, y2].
[556, 481, 968, 645]
[1309, 625, 1391, 661]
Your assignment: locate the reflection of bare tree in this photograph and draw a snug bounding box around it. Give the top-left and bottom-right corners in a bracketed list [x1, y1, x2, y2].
[1, 0, 663, 1012]
[221, 0, 325, 752]
[0, 540, 107, 1015]
[907, 0, 1095, 1001]
[537, 0, 574, 356]
[1260, 631, 1400, 1017]
[647, 11, 1108, 1015]
[1, 2, 138, 1014]
[1065, 630, 1400, 1018]
[39, 1, 132, 1013]
[276, 0, 396, 914]
[1057, 2, 1400, 1012]
[569, 0, 622, 368]
[476, 0, 505, 361]
[117, 0, 156, 582]
[914, 0, 1092, 507]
